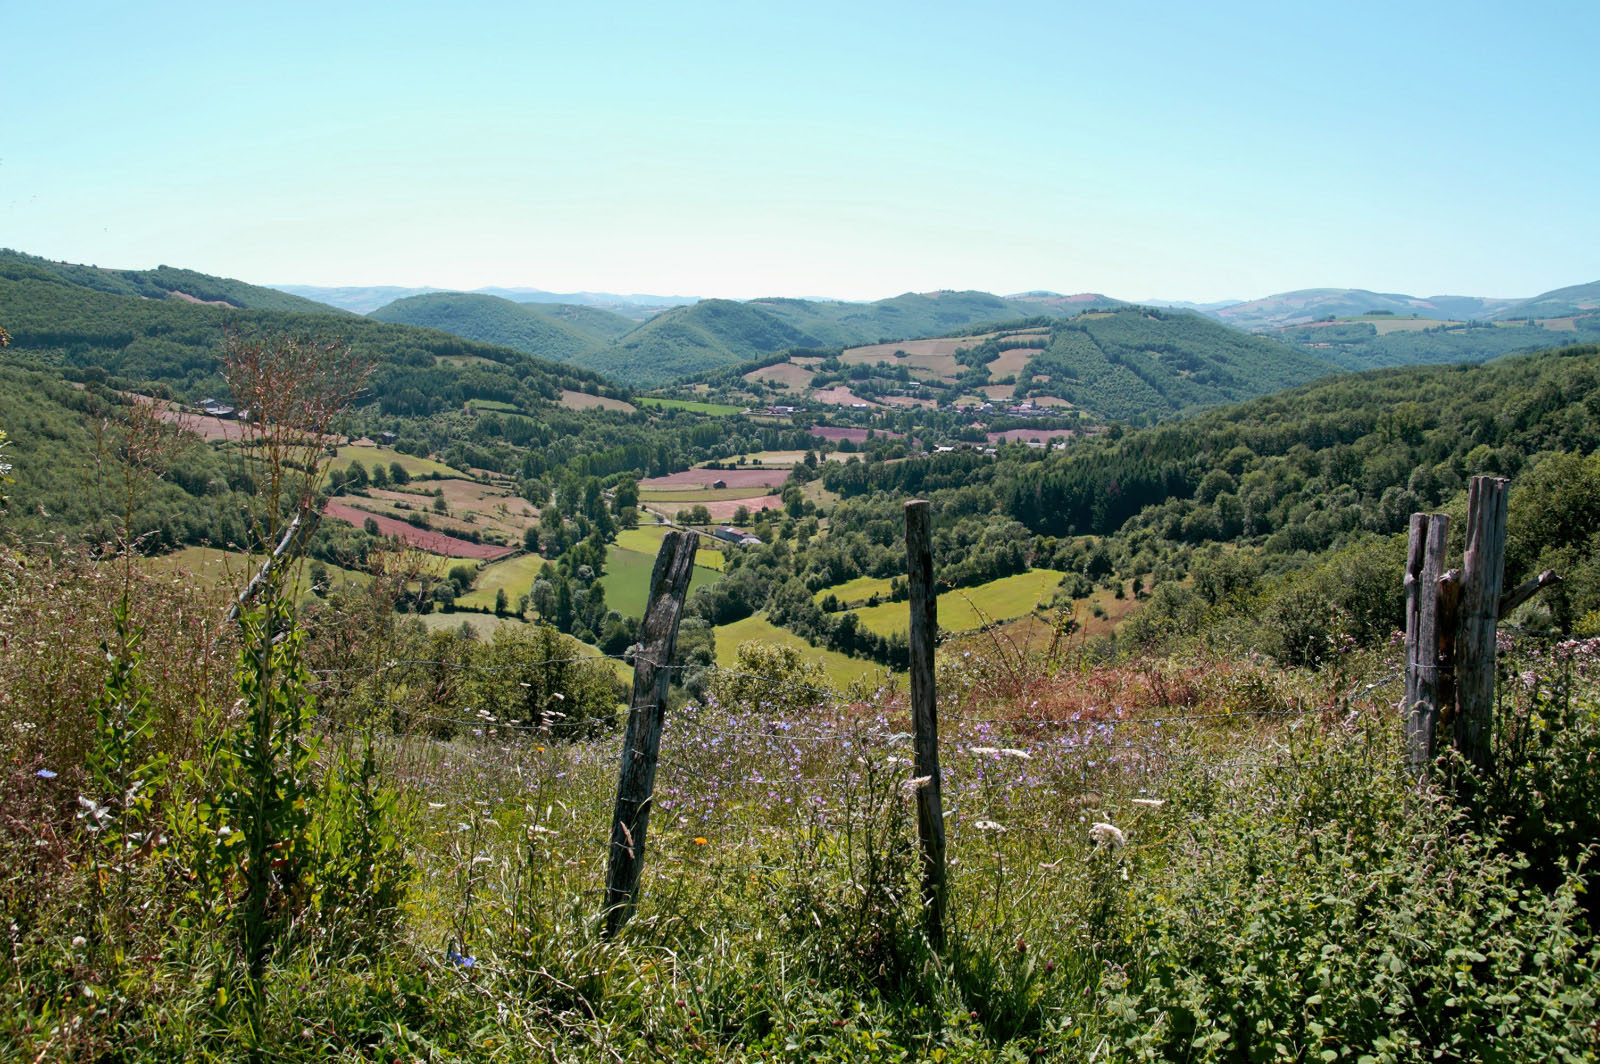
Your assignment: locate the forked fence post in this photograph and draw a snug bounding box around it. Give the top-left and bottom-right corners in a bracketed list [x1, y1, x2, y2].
[1403, 512, 1449, 775]
[603, 530, 698, 937]
[1454, 475, 1509, 776]
[904, 499, 948, 948]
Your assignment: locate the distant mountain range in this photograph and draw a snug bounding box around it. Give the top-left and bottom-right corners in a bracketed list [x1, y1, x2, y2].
[1194, 283, 1600, 331]
[11, 248, 1595, 393]
[370, 289, 1131, 386]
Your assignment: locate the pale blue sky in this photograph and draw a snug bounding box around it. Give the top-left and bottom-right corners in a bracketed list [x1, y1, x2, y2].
[4, 1, 1596, 301]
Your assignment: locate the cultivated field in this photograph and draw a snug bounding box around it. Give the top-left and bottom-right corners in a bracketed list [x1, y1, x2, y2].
[599, 543, 722, 619]
[560, 389, 636, 413]
[700, 494, 784, 522]
[809, 385, 880, 407]
[638, 486, 775, 505]
[812, 573, 895, 605]
[808, 425, 904, 443]
[987, 346, 1038, 376]
[988, 427, 1078, 444]
[640, 467, 791, 490]
[743, 362, 814, 389]
[713, 450, 809, 467]
[635, 397, 743, 415]
[712, 612, 895, 688]
[328, 443, 460, 479]
[139, 545, 368, 596]
[851, 568, 1068, 638]
[454, 551, 545, 610]
[321, 501, 516, 558]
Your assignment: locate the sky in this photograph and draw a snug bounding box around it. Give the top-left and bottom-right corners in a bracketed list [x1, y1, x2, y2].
[4, 0, 1597, 303]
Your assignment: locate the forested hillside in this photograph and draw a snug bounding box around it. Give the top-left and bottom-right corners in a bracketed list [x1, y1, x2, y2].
[0, 265, 626, 414]
[1010, 307, 1334, 419]
[1274, 312, 1600, 371]
[0, 249, 341, 314]
[368, 292, 614, 360]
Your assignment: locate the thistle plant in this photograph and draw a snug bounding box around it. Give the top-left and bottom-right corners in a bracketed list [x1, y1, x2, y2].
[220, 581, 319, 988]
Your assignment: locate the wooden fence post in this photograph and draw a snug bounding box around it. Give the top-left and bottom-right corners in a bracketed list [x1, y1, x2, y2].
[904, 499, 948, 948]
[1454, 475, 1509, 776]
[1403, 512, 1449, 775]
[603, 530, 698, 937]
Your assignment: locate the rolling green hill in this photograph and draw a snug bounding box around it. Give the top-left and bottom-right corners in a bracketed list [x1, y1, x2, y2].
[518, 301, 638, 342]
[0, 258, 623, 416]
[1494, 280, 1600, 320]
[373, 288, 1130, 387]
[370, 292, 638, 348]
[574, 291, 1129, 386]
[0, 249, 343, 314]
[1004, 308, 1337, 420]
[368, 292, 602, 361]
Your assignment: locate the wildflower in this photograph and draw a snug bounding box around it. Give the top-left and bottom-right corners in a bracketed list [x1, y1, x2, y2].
[693, 837, 708, 845]
[35, 769, 56, 780]
[445, 944, 476, 969]
[973, 819, 1006, 832]
[71, 936, 86, 948]
[1089, 822, 1126, 849]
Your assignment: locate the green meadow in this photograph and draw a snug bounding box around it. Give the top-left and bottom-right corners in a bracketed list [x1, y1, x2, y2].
[601, 545, 723, 619]
[713, 612, 896, 689]
[812, 573, 895, 605]
[851, 568, 1068, 638]
[636, 396, 743, 415]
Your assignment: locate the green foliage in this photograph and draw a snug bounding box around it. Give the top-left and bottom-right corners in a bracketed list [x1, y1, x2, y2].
[216, 588, 320, 987]
[716, 641, 828, 713]
[1099, 723, 1598, 1062]
[1481, 640, 1600, 909]
[310, 736, 411, 955]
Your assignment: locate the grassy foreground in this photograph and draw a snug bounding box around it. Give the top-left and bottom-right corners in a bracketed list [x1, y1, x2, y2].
[3, 544, 1599, 1062]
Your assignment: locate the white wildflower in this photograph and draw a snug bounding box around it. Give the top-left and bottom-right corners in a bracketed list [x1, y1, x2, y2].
[973, 819, 1007, 832]
[1089, 822, 1126, 849]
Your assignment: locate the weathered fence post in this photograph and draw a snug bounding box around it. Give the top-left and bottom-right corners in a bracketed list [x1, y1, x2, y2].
[1454, 475, 1509, 775]
[904, 499, 948, 947]
[1403, 512, 1449, 775]
[603, 530, 698, 937]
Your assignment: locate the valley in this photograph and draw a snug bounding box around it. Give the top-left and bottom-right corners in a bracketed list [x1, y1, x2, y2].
[5, 250, 1600, 1062]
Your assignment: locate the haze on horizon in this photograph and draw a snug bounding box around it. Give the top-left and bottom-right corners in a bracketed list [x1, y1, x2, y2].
[4, 0, 1597, 304]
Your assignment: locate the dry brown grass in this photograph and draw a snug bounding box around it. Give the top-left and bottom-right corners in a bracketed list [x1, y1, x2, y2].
[559, 390, 636, 412]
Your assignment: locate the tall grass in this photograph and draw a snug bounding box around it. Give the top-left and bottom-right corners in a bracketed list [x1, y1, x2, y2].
[1, 536, 1597, 1059]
